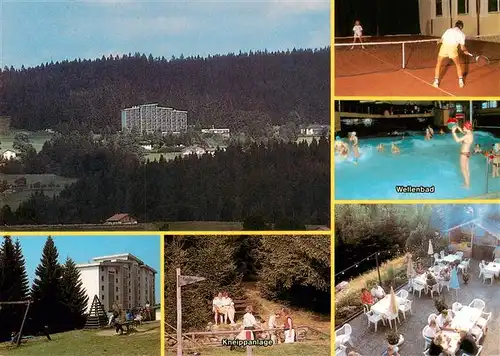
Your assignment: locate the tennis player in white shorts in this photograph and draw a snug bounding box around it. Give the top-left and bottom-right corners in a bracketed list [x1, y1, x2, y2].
[350, 20, 365, 50]
[433, 20, 470, 88]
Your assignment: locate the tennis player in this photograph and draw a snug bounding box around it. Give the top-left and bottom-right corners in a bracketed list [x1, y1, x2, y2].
[350, 20, 365, 50]
[433, 20, 471, 88]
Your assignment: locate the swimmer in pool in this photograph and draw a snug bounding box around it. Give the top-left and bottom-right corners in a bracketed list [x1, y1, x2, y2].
[473, 144, 482, 154]
[391, 143, 400, 154]
[439, 129, 445, 135]
[428, 125, 434, 138]
[452, 121, 474, 188]
[377, 143, 385, 152]
[349, 132, 360, 164]
[425, 127, 432, 140]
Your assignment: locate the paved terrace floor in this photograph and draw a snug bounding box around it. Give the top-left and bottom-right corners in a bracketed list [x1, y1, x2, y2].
[342, 262, 500, 356]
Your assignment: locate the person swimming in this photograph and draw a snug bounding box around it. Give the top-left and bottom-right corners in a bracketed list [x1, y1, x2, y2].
[452, 121, 474, 188]
[391, 143, 400, 154]
[377, 143, 385, 152]
[425, 125, 434, 140]
[349, 132, 360, 164]
[439, 128, 445, 135]
[473, 144, 482, 154]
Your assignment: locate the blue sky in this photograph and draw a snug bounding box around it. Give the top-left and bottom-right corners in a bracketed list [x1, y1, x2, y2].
[1, 0, 330, 68]
[10, 235, 161, 301]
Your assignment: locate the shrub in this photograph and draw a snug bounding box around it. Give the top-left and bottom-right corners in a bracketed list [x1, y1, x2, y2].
[386, 331, 400, 345]
[434, 296, 448, 313]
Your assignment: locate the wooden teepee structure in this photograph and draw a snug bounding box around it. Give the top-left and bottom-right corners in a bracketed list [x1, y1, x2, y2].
[84, 295, 109, 329]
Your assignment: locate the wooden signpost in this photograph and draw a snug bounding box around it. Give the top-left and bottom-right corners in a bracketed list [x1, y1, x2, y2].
[176, 268, 206, 356]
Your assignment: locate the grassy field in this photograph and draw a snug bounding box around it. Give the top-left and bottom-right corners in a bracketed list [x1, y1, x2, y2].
[0, 321, 160, 356]
[0, 174, 78, 210]
[0, 131, 53, 153]
[145, 152, 181, 162]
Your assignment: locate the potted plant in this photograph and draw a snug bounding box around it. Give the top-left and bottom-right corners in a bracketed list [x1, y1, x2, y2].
[462, 271, 470, 284]
[433, 296, 448, 313]
[426, 272, 437, 287]
[386, 330, 404, 351]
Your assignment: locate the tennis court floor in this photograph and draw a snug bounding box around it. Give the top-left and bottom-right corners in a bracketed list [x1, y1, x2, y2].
[335, 35, 500, 97]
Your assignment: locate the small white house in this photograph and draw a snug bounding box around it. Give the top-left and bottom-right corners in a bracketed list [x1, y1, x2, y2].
[2, 149, 18, 160]
[181, 146, 206, 157]
[141, 144, 153, 151]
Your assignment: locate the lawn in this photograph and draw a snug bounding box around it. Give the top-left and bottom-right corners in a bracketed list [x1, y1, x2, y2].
[165, 221, 244, 231]
[145, 152, 180, 162]
[194, 340, 330, 355]
[0, 174, 78, 210]
[0, 321, 160, 356]
[0, 131, 53, 153]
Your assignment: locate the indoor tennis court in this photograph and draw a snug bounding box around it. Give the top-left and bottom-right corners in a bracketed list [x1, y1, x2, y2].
[334, 34, 500, 97]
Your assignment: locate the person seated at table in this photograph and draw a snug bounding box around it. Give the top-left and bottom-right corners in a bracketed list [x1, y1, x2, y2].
[416, 262, 426, 274]
[436, 310, 453, 328]
[361, 288, 375, 307]
[456, 330, 478, 355]
[371, 285, 386, 299]
[428, 334, 444, 356]
[425, 318, 441, 339]
[439, 266, 451, 281]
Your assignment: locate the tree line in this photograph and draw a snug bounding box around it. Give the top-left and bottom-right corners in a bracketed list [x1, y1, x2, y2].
[164, 235, 331, 331]
[0, 48, 329, 133]
[0, 236, 88, 341]
[0, 132, 330, 227]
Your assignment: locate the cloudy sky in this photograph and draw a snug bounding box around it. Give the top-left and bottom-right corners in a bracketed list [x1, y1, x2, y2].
[0, 0, 329, 68]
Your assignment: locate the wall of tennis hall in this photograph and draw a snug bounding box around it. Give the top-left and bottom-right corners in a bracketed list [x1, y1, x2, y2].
[419, 0, 500, 36]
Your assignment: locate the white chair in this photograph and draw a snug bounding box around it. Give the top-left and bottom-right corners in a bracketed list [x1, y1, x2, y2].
[460, 345, 483, 356]
[335, 324, 353, 347]
[428, 313, 437, 324]
[440, 251, 445, 259]
[434, 253, 441, 265]
[362, 304, 370, 313]
[422, 326, 433, 349]
[482, 270, 494, 285]
[494, 258, 500, 264]
[456, 251, 464, 260]
[412, 281, 426, 298]
[396, 289, 409, 300]
[385, 312, 400, 329]
[429, 284, 440, 298]
[365, 310, 384, 332]
[478, 263, 485, 279]
[439, 278, 451, 292]
[335, 344, 347, 356]
[452, 302, 463, 312]
[469, 299, 485, 312]
[476, 311, 492, 330]
[399, 299, 412, 319]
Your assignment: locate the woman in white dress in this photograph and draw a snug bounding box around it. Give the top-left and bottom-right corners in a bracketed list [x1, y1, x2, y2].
[212, 292, 224, 325]
[282, 308, 295, 343]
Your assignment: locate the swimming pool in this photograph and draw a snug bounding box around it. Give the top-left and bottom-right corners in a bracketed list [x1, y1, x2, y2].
[335, 131, 500, 200]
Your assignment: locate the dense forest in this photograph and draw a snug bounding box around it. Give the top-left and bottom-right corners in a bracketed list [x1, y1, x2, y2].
[0, 236, 88, 342]
[164, 235, 331, 331]
[0, 132, 330, 226]
[0, 48, 330, 132]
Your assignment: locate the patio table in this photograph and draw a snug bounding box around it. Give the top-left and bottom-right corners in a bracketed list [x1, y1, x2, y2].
[450, 306, 481, 331]
[484, 262, 500, 278]
[442, 254, 461, 263]
[439, 329, 461, 355]
[371, 295, 405, 316]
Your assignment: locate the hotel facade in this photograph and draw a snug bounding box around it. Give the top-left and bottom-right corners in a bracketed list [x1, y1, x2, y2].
[76, 253, 156, 312]
[121, 103, 188, 134]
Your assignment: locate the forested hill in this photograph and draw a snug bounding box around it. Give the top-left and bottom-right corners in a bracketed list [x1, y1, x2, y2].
[0, 48, 330, 132]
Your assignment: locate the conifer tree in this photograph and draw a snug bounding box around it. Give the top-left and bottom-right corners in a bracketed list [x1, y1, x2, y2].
[31, 236, 63, 333]
[60, 257, 88, 330]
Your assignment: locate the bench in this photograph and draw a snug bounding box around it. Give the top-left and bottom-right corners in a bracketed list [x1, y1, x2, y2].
[116, 320, 138, 334]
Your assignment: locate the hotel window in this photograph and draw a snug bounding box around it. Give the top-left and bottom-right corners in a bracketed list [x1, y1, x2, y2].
[116, 296, 119, 300]
[458, 0, 468, 14]
[436, 0, 443, 16]
[102, 295, 105, 300]
[101, 285, 104, 291]
[116, 287, 119, 292]
[489, 0, 500, 11]
[481, 101, 498, 109]
[101, 276, 104, 281]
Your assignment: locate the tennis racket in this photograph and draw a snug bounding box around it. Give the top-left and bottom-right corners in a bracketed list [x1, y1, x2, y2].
[466, 52, 490, 66]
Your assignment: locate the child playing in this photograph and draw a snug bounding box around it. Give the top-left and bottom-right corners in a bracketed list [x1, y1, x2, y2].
[351, 20, 365, 49]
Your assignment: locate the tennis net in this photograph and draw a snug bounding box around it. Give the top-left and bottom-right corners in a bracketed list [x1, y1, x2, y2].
[334, 38, 440, 77]
[335, 35, 500, 77]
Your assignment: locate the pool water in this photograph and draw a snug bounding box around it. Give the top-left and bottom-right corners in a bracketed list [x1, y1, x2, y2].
[335, 131, 500, 200]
